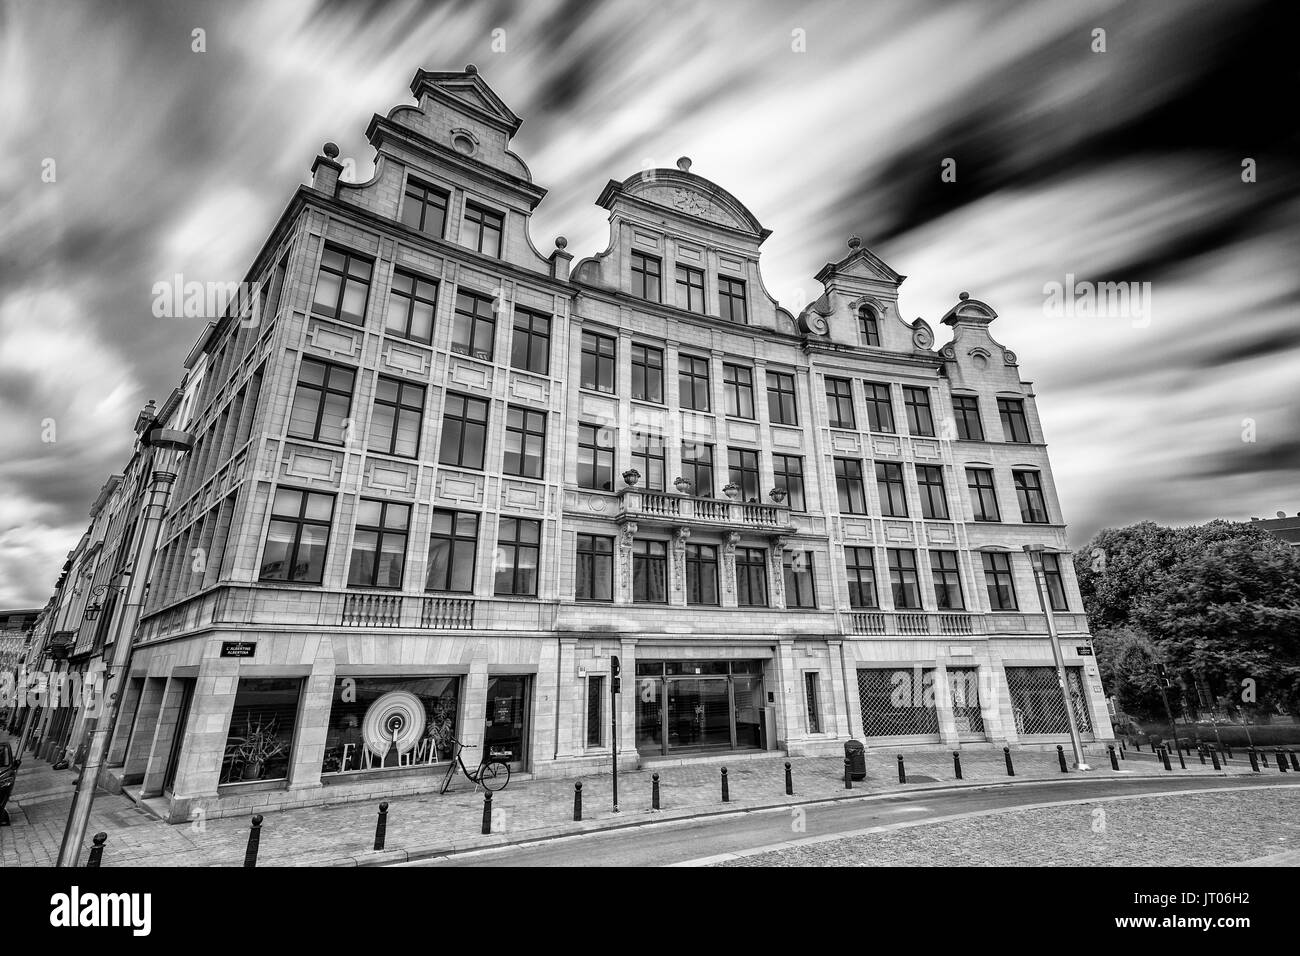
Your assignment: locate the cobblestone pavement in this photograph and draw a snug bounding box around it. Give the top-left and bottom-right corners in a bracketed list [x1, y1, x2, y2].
[714, 789, 1300, 866]
[0, 731, 1269, 867]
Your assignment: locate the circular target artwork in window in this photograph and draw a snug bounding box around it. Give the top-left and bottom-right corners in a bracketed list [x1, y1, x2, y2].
[362, 690, 427, 760]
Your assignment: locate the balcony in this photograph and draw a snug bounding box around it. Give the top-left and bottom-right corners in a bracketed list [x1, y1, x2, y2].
[846, 611, 1091, 637]
[617, 488, 795, 534]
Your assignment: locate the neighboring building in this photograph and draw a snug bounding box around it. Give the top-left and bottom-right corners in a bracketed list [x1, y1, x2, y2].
[55, 66, 1107, 823]
[1252, 513, 1300, 549]
[0, 609, 39, 677]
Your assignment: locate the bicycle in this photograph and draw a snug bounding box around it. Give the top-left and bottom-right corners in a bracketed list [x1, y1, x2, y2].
[438, 736, 511, 794]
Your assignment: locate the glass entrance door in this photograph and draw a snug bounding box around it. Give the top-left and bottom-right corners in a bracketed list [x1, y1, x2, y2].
[483, 676, 529, 771]
[667, 679, 732, 751]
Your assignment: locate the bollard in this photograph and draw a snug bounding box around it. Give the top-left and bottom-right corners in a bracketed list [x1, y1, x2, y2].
[1003, 746, 1015, 777]
[1107, 745, 1119, 771]
[1248, 747, 1260, 772]
[86, 832, 108, 869]
[243, 814, 263, 868]
[1224, 743, 1233, 759]
[1197, 746, 1206, 765]
[1119, 741, 1126, 761]
[1160, 747, 1172, 772]
[373, 801, 389, 851]
[1056, 745, 1068, 773]
[784, 761, 793, 796]
[844, 757, 852, 790]
[897, 754, 906, 784]
[721, 767, 729, 803]
[573, 782, 583, 821]
[481, 792, 492, 834]
[1210, 748, 1221, 771]
[1176, 747, 1186, 770]
[953, 751, 963, 780]
[1275, 750, 1288, 773]
[1134, 740, 1141, 751]
[1290, 751, 1300, 772]
[652, 773, 661, 810]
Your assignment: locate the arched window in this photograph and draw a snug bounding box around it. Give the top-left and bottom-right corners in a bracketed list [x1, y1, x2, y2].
[858, 305, 881, 347]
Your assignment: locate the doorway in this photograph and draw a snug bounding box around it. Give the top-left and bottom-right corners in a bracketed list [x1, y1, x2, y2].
[483, 676, 529, 771]
[635, 660, 766, 755]
[163, 679, 195, 794]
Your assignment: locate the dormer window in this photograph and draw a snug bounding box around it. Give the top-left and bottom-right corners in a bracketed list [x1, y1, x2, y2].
[858, 305, 881, 346]
[462, 202, 504, 258]
[632, 252, 662, 303]
[719, 275, 747, 323]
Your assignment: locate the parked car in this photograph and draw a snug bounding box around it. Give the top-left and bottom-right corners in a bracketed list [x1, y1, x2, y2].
[0, 741, 19, 826]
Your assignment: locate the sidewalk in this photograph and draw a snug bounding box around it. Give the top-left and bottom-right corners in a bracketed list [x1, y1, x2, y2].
[0, 734, 1269, 867]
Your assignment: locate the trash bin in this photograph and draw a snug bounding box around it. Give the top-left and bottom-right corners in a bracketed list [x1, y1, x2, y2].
[844, 739, 867, 780]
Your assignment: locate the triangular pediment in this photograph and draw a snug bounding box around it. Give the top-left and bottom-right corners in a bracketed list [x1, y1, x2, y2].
[409, 68, 522, 134]
[815, 243, 905, 286]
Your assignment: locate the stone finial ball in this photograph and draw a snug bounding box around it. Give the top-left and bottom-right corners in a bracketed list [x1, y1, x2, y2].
[555, 236, 568, 249]
[958, 291, 970, 300]
[323, 142, 340, 159]
[677, 156, 692, 172]
[847, 235, 861, 249]
[465, 64, 478, 74]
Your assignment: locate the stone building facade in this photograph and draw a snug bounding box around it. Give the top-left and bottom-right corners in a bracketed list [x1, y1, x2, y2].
[98, 66, 1111, 822]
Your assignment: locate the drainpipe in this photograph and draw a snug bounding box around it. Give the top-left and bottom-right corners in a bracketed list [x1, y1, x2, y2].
[56, 425, 192, 867]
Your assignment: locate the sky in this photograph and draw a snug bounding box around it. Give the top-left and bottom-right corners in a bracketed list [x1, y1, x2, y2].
[0, 0, 1297, 608]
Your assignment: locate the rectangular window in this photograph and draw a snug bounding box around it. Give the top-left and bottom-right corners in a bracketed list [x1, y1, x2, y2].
[719, 275, 747, 323]
[863, 382, 895, 433]
[916, 464, 948, 520]
[805, 672, 822, 734]
[675, 264, 705, 313]
[888, 548, 921, 609]
[368, 376, 424, 458]
[400, 178, 449, 238]
[631, 343, 664, 403]
[494, 517, 540, 596]
[426, 510, 478, 592]
[728, 448, 761, 502]
[681, 442, 714, 497]
[723, 363, 754, 419]
[287, 358, 355, 445]
[462, 202, 504, 257]
[633, 539, 668, 603]
[952, 395, 984, 441]
[631, 429, 666, 491]
[903, 386, 935, 437]
[1043, 552, 1069, 611]
[845, 546, 878, 608]
[766, 370, 798, 425]
[966, 468, 1000, 522]
[835, 458, 867, 514]
[438, 392, 489, 470]
[735, 547, 768, 607]
[930, 549, 964, 610]
[772, 454, 806, 511]
[587, 676, 605, 747]
[875, 461, 909, 517]
[577, 423, 616, 491]
[504, 406, 546, 479]
[783, 551, 816, 608]
[260, 488, 334, 584]
[510, 308, 550, 375]
[678, 354, 711, 411]
[580, 331, 617, 393]
[575, 534, 614, 602]
[1013, 469, 1049, 523]
[686, 543, 719, 605]
[631, 251, 662, 303]
[982, 552, 1018, 610]
[311, 245, 372, 326]
[321, 676, 459, 772]
[998, 397, 1031, 443]
[385, 269, 437, 344]
[348, 499, 410, 589]
[858, 307, 881, 346]
[825, 377, 855, 429]
[452, 289, 496, 361]
[219, 677, 301, 784]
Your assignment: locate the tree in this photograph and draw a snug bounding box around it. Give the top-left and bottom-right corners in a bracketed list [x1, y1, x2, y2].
[1091, 626, 1166, 723]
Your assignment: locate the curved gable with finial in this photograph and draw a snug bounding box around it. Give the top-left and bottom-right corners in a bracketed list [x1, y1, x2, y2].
[598, 159, 771, 243]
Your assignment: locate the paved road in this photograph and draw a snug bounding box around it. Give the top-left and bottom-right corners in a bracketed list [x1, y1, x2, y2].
[400, 776, 1300, 867]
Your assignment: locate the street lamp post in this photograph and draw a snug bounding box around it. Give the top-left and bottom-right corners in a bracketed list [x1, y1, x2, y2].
[1023, 544, 1091, 771]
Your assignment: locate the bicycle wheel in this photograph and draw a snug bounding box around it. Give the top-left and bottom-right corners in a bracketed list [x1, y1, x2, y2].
[479, 760, 510, 791]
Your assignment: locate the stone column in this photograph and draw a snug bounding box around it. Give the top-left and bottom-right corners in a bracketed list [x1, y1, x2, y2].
[287, 638, 334, 791]
[721, 531, 741, 609]
[616, 522, 637, 604]
[670, 526, 691, 607]
[769, 536, 788, 610]
[140, 676, 189, 797]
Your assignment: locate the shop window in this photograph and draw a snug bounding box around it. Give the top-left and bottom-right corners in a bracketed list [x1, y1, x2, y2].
[321, 676, 460, 773]
[219, 678, 302, 785]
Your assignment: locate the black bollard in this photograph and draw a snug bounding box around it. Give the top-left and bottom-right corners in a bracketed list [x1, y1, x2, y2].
[652, 773, 661, 810]
[721, 767, 729, 803]
[1119, 741, 1126, 761]
[86, 832, 107, 868]
[897, 754, 906, 784]
[1197, 746, 1206, 765]
[373, 801, 389, 851]
[1057, 745, 1068, 773]
[1275, 750, 1288, 773]
[1176, 747, 1186, 770]
[953, 751, 963, 780]
[1248, 747, 1260, 772]
[1289, 751, 1299, 772]
[481, 791, 493, 834]
[1159, 747, 1172, 772]
[1134, 740, 1141, 751]
[784, 761, 793, 796]
[243, 814, 263, 868]
[1107, 745, 1119, 771]
[1224, 743, 1233, 759]
[573, 782, 583, 821]
[1210, 748, 1221, 771]
[844, 757, 852, 790]
[1004, 746, 1015, 776]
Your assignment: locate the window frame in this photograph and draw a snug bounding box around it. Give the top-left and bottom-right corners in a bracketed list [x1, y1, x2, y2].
[259, 488, 335, 585]
[825, 377, 856, 429]
[1042, 552, 1069, 611]
[675, 264, 705, 313]
[385, 268, 438, 344]
[630, 429, 666, 491]
[462, 201, 504, 258]
[916, 464, 949, 520]
[577, 422, 616, 491]
[834, 457, 868, 514]
[845, 546, 878, 609]
[1013, 469, 1050, 524]
[783, 550, 817, 609]
[575, 533, 614, 603]
[685, 542, 720, 606]
[858, 306, 881, 347]
[425, 509, 479, 593]
[311, 244, 373, 326]
[678, 353, 712, 412]
[348, 498, 411, 589]
[903, 385, 935, 437]
[718, 274, 748, 324]
[722, 363, 755, 419]
[510, 307, 551, 376]
[368, 375, 425, 458]
[494, 517, 541, 597]
[580, 331, 617, 394]
[766, 370, 798, 425]
[631, 251, 662, 303]
[400, 178, 450, 238]
[966, 467, 1001, 522]
[632, 539, 669, 604]
[887, 547, 922, 610]
[875, 461, 909, 518]
[772, 453, 806, 511]
[631, 343, 664, 404]
[451, 288, 497, 361]
[503, 405, 547, 480]
[438, 392, 489, 470]
[998, 397, 1032, 443]
[735, 546, 769, 607]
[930, 549, 964, 610]
[287, 358, 355, 446]
[952, 395, 984, 441]
[680, 442, 715, 498]
[982, 551, 1018, 610]
[863, 381, 896, 433]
